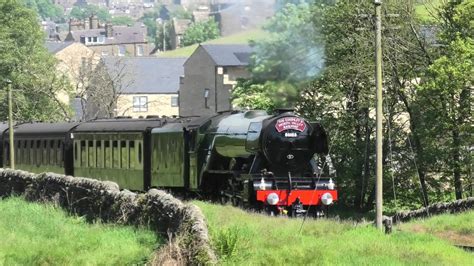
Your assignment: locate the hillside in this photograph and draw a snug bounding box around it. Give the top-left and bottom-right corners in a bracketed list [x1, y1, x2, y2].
[194, 201, 474, 265]
[157, 28, 269, 58]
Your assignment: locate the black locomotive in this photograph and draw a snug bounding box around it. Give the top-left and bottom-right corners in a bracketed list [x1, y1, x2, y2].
[0, 109, 337, 216]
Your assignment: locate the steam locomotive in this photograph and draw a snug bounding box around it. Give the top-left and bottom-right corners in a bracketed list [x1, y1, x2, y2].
[0, 109, 337, 216]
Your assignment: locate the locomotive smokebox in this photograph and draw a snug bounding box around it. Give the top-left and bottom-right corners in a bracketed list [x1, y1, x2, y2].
[261, 114, 328, 173]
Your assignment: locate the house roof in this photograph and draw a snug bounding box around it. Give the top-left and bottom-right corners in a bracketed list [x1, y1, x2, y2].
[67, 24, 147, 45]
[172, 18, 192, 35]
[102, 57, 186, 94]
[45, 41, 75, 54]
[200, 44, 253, 66]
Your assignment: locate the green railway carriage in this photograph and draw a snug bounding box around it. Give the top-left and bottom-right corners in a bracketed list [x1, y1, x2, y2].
[1, 122, 78, 174]
[0, 123, 9, 168]
[71, 118, 164, 190]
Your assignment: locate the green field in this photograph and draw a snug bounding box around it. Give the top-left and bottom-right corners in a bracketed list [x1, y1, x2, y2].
[0, 197, 158, 265]
[415, 0, 442, 21]
[157, 29, 269, 58]
[195, 201, 474, 265]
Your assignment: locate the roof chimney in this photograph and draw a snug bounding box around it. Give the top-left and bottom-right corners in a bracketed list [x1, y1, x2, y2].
[105, 23, 113, 38]
[90, 15, 99, 29]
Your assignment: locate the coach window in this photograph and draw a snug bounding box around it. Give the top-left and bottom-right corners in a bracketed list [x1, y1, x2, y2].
[112, 141, 119, 168]
[88, 140, 95, 167]
[129, 141, 135, 169]
[49, 140, 55, 165]
[30, 140, 34, 165]
[43, 140, 48, 165]
[104, 140, 111, 168]
[36, 140, 41, 165]
[23, 140, 28, 164]
[138, 141, 142, 166]
[120, 140, 128, 169]
[57, 141, 63, 166]
[74, 141, 78, 164]
[15, 140, 20, 164]
[80, 140, 86, 167]
[96, 140, 103, 168]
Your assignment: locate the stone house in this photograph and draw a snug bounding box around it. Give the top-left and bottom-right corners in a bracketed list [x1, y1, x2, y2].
[179, 44, 253, 117]
[45, 41, 100, 119]
[65, 16, 149, 57]
[170, 18, 192, 50]
[87, 57, 186, 119]
[212, 0, 275, 36]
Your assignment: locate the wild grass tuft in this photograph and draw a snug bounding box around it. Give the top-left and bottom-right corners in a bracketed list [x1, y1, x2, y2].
[0, 197, 158, 265]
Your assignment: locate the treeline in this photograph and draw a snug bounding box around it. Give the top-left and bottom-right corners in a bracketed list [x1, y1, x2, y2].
[233, 0, 473, 211]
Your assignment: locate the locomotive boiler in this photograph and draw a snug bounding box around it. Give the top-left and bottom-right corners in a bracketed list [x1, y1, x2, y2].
[0, 109, 337, 217]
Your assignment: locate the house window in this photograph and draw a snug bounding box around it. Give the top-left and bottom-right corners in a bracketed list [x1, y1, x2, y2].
[133, 96, 148, 112]
[118, 45, 126, 56]
[93, 36, 98, 42]
[171, 96, 178, 107]
[204, 88, 210, 109]
[137, 45, 144, 56]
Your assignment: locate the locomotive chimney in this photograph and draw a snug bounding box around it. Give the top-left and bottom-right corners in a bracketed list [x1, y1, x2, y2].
[275, 108, 295, 115]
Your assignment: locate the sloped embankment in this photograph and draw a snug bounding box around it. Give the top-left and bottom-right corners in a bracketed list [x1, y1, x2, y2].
[0, 169, 217, 265]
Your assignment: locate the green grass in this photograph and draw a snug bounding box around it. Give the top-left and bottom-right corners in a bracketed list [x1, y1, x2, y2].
[400, 211, 474, 246]
[415, 0, 442, 21]
[194, 201, 474, 265]
[158, 29, 269, 58]
[0, 197, 159, 265]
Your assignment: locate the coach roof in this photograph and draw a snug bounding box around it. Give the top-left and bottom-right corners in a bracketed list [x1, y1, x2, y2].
[73, 118, 165, 132]
[8, 122, 80, 137]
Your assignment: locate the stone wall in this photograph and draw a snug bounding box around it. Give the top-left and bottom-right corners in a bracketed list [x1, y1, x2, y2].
[392, 197, 474, 224]
[0, 169, 217, 265]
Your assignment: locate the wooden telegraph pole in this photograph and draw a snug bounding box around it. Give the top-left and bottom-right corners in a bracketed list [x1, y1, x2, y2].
[374, 0, 383, 230]
[6, 80, 15, 169]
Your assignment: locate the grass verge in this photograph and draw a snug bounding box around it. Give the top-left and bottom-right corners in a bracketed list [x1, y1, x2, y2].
[399, 211, 474, 246]
[194, 201, 474, 265]
[0, 197, 159, 265]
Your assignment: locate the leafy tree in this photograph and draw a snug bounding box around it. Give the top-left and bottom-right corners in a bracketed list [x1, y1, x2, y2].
[69, 4, 110, 22]
[140, 5, 163, 48]
[22, 0, 63, 22]
[231, 3, 323, 113]
[0, 0, 72, 121]
[182, 19, 219, 46]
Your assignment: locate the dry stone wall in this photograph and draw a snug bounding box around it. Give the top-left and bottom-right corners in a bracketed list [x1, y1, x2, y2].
[0, 169, 217, 265]
[392, 197, 474, 224]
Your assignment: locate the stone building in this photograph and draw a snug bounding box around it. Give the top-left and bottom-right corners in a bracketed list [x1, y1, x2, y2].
[170, 18, 192, 50]
[87, 57, 186, 119]
[65, 16, 149, 57]
[179, 44, 252, 117]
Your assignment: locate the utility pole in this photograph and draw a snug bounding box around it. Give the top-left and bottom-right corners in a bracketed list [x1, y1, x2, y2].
[6, 80, 15, 169]
[374, 0, 383, 230]
[162, 21, 166, 52]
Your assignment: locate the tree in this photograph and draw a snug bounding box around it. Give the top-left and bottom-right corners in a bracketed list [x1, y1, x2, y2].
[83, 58, 135, 120]
[0, 0, 72, 122]
[182, 19, 219, 47]
[231, 3, 320, 112]
[69, 4, 110, 22]
[22, 0, 63, 22]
